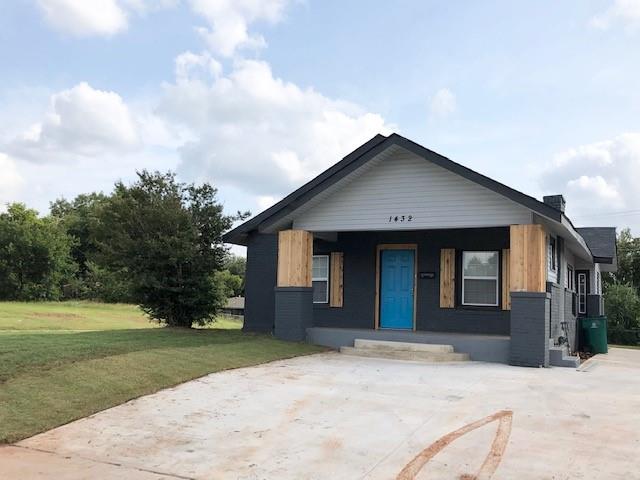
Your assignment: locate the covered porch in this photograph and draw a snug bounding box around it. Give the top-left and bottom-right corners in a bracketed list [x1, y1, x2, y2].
[275, 223, 549, 365]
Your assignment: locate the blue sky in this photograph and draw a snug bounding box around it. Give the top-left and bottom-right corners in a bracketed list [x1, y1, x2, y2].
[1, 0, 640, 236]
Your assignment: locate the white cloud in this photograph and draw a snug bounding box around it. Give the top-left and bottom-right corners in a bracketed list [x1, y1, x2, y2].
[175, 51, 222, 82]
[429, 88, 457, 118]
[189, 0, 291, 57]
[37, 0, 128, 36]
[159, 54, 394, 197]
[539, 133, 640, 223]
[0, 154, 24, 208]
[0, 82, 184, 212]
[590, 0, 640, 31]
[120, 0, 180, 14]
[7, 82, 139, 162]
[257, 195, 279, 210]
[36, 0, 178, 36]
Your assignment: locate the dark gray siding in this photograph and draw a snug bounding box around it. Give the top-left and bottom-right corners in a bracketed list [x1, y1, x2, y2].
[243, 232, 277, 333]
[313, 228, 511, 335]
[564, 290, 577, 351]
[547, 282, 564, 343]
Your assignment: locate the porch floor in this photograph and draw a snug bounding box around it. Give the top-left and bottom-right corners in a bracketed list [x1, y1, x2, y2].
[306, 327, 510, 364]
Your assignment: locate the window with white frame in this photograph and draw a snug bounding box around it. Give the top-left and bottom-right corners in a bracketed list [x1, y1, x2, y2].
[577, 272, 587, 314]
[462, 251, 499, 306]
[567, 264, 574, 291]
[312, 255, 329, 303]
[548, 236, 557, 272]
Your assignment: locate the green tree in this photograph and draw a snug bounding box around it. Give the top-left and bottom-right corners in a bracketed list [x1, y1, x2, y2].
[94, 171, 248, 327]
[0, 203, 75, 300]
[604, 283, 640, 330]
[223, 254, 246, 294]
[214, 269, 243, 298]
[224, 254, 246, 277]
[612, 229, 640, 292]
[50, 193, 107, 276]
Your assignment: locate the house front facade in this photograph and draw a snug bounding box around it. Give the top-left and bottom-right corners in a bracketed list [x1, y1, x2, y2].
[223, 134, 617, 367]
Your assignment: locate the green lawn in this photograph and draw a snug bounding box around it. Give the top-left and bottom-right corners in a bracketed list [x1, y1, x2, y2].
[0, 302, 324, 444]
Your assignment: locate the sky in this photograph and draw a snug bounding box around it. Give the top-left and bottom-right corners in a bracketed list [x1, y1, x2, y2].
[1, 0, 640, 242]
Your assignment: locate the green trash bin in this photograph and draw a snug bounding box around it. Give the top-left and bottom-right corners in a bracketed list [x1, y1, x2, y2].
[580, 316, 608, 354]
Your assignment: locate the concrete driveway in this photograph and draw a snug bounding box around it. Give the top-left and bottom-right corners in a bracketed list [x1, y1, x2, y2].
[1, 348, 639, 479]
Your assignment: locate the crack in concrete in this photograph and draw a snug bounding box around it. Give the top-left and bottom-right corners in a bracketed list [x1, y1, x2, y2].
[14, 445, 197, 480]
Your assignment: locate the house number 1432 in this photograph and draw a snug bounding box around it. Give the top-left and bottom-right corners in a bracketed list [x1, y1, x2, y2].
[388, 215, 413, 222]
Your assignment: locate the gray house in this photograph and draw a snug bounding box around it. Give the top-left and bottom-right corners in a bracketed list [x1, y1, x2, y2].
[223, 134, 617, 367]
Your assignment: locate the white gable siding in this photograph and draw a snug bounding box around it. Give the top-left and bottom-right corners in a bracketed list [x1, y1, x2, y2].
[292, 150, 532, 232]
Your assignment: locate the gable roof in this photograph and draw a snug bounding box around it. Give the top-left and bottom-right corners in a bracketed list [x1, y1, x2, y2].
[576, 227, 617, 264]
[223, 133, 567, 245]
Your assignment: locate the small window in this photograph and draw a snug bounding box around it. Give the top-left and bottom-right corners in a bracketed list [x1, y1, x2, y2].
[567, 265, 574, 291]
[312, 255, 329, 303]
[548, 237, 557, 272]
[462, 251, 499, 306]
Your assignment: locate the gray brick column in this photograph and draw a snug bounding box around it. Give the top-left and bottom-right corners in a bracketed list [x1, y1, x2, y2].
[510, 292, 550, 367]
[274, 287, 313, 341]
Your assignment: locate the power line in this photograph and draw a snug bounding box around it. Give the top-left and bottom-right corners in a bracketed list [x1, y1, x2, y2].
[571, 209, 640, 220]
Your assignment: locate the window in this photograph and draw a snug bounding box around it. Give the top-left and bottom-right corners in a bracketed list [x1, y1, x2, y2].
[462, 251, 499, 306]
[567, 265, 574, 291]
[312, 255, 329, 303]
[577, 272, 587, 314]
[548, 236, 557, 272]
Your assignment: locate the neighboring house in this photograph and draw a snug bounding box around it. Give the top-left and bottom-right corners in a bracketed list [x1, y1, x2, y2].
[221, 296, 245, 317]
[223, 134, 617, 367]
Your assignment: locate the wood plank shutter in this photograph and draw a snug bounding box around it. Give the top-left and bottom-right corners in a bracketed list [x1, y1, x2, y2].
[440, 248, 455, 308]
[502, 248, 511, 310]
[330, 252, 344, 307]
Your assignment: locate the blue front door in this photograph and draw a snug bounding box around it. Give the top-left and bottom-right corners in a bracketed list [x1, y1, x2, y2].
[380, 249, 415, 329]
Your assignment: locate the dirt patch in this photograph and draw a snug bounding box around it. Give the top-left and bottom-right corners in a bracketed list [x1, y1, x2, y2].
[29, 312, 83, 320]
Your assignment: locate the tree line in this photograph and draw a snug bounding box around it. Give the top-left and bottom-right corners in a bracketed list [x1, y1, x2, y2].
[603, 228, 640, 344]
[0, 171, 248, 327]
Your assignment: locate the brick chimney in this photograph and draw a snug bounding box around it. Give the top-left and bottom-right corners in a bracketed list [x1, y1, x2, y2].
[543, 195, 566, 213]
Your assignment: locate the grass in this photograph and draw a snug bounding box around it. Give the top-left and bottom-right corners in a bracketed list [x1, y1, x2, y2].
[0, 302, 324, 444]
[0, 301, 156, 331]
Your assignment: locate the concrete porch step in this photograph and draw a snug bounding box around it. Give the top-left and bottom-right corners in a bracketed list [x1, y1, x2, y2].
[353, 339, 454, 353]
[340, 346, 469, 363]
[549, 346, 580, 368]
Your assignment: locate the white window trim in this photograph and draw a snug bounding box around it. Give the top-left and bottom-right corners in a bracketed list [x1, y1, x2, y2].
[549, 236, 557, 271]
[461, 251, 500, 307]
[567, 264, 575, 292]
[547, 235, 559, 284]
[312, 255, 329, 304]
[577, 272, 587, 315]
